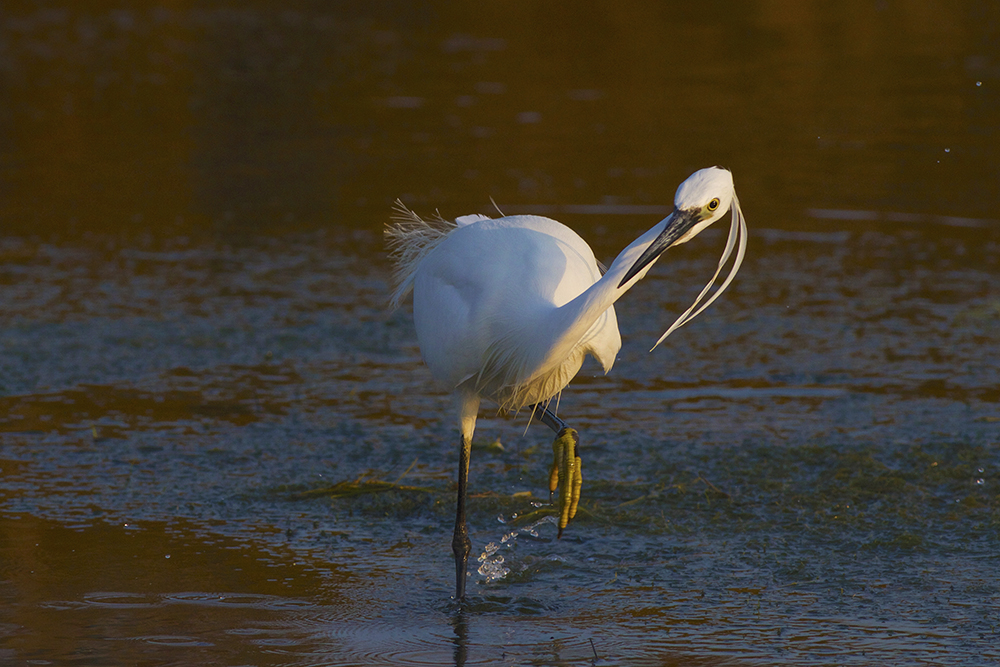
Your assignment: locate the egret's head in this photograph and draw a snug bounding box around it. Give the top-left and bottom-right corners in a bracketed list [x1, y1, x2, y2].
[616, 165, 748, 349]
[617, 166, 738, 287]
[670, 166, 735, 244]
[618, 167, 738, 287]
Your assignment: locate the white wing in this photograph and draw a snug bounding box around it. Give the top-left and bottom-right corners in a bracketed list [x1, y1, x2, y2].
[455, 214, 491, 227]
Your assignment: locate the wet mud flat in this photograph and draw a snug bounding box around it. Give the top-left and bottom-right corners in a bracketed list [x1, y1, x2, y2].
[0, 231, 997, 665]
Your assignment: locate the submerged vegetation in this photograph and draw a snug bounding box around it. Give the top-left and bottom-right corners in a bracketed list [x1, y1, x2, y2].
[295, 438, 998, 552]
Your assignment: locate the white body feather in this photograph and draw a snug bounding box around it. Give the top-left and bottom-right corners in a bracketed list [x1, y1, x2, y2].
[386, 166, 746, 432]
[411, 214, 621, 410]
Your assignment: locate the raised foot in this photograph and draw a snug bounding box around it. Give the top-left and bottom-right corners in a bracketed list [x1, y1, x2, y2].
[548, 427, 582, 538]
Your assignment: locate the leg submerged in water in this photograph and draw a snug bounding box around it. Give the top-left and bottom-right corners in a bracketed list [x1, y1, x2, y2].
[452, 434, 472, 600]
[452, 390, 480, 600]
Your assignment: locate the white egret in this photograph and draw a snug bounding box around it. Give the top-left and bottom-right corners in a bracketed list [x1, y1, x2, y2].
[386, 166, 747, 600]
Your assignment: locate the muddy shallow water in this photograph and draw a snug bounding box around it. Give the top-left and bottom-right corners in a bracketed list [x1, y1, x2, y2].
[1, 4, 999, 666]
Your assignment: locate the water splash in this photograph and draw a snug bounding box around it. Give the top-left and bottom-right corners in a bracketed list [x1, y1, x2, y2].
[476, 542, 510, 582]
[477, 516, 557, 583]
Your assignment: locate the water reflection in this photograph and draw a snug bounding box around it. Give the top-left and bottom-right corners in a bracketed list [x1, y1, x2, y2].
[2, 3, 997, 238]
[451, 611, 468, 667]
[0, 514, 355, 664]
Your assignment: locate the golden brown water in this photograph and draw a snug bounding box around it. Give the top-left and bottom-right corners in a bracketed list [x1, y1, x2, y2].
[1, 3, 998, 665]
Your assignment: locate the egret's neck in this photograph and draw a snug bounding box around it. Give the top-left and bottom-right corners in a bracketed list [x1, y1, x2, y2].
[602, 219, 671, 294]
[547, 217, 670, 359]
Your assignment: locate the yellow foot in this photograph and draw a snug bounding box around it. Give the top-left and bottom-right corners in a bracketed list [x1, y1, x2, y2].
[548, 427, 582, 538]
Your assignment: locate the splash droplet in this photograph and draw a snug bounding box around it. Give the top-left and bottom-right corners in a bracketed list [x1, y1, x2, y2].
[476, 542, 510, 582]
[478, 516, 558, 585]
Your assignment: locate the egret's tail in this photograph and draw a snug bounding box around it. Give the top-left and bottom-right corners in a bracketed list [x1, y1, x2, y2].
[385, 201, 456, 309]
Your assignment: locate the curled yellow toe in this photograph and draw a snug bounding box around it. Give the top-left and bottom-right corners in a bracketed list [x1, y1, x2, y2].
[549, 438, 562, 498]
[551, 428, 581, 538]
[569, 455, 582, 520]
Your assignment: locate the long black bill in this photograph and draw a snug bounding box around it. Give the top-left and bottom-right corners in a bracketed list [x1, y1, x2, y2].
[617, 209, 699, 288]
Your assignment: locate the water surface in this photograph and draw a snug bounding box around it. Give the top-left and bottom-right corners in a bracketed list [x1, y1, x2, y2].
[1, 3, 998, 665]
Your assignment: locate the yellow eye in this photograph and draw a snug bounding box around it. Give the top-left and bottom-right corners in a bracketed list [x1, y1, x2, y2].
[707, 198, 720, 211]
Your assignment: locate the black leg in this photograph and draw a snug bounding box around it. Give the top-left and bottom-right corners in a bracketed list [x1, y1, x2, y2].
[452, 435, 472, 600]
[530, 403, 568, 434]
